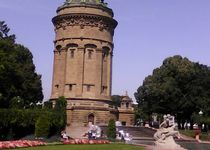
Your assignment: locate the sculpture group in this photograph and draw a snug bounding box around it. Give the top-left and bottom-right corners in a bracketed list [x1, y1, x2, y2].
[153, 114, 186, 150]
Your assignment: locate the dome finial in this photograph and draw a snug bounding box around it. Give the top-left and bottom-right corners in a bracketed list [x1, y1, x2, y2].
[125, 91, 128, 96]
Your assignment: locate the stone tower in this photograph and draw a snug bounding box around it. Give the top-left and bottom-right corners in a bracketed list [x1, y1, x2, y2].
[51, 0, 118, 129]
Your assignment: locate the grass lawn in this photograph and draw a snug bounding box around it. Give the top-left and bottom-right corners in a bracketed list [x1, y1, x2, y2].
[13, 144, 145, 150]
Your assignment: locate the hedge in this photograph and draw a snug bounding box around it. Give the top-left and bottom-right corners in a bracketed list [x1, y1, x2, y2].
[0, 108, 66, 140]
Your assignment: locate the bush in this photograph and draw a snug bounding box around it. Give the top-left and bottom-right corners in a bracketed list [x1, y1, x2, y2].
[43, 101, 53, 109]
[35, 114, 51, 138]
[54, 96, 67, 111]
[107, 119, 116, 139]
[54, 96, 67, 132]
[0, 108, 67, 140]
[0, 97, 67, 140]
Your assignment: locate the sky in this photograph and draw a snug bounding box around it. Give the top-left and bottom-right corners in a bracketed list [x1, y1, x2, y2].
[0, 0, 210, 102]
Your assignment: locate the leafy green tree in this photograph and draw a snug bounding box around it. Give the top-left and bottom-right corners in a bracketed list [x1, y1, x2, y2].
[54, 96, 67, 111]
[54, 97, 67, 132]
[107, 118, 116, 139]
[0, 21, 15, 43]
[9, 96, 24, 109]
[0, 21, 43, 108]
[135, 55, 210, 129]
[111, 95, 121, 108]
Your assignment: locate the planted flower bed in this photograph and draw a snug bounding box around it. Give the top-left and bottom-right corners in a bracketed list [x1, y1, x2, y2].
[0, 140, 46, 149]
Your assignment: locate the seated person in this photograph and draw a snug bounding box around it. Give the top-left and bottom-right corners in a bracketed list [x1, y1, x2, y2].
[61, 131, 70, 140]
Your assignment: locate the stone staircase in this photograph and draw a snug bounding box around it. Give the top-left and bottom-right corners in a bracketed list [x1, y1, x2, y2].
[66, 125, 156, 139]
[100, 126, 156, 139]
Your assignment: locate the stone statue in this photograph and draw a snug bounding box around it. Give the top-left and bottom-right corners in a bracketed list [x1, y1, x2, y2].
[153, 114, 186, 150]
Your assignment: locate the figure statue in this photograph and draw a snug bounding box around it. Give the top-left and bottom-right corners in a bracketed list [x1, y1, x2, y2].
[153, 114, 186, 150]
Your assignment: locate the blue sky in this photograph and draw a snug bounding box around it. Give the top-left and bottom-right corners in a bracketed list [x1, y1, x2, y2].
[1, 0, 210, 101]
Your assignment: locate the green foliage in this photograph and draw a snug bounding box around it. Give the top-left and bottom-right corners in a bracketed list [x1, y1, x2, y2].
[0, 21, 15, 43]
[135, 55, 210, 127]
[111, 95, 121, 108]
[54, 96, 67, 111]
[134, 107, 149, 123]
[9, 96, 24, 109]
[35, 114, 51, 138]
[107, 118, 116, 139]
[0, 21, 43, 108]
[0, 108, 67, 140]
[54, 97, 67, 132]
[44, 101, 53, 109]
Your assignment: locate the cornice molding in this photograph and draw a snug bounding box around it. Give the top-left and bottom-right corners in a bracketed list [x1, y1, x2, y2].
[52, 13, 117, 34]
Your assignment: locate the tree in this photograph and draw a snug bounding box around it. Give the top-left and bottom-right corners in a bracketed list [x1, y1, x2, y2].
[0, 21, 43, 108]
[111, 95, 121, 108]
[107, 118, 116, 139]
[0, 21, 15, 43]
[43, 101, 53, 109]
[54, 96, 67, 111]
[53, 96, 67, 132]
[135, 55, 210, 129]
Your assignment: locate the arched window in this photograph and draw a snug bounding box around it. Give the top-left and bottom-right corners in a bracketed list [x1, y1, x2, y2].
[56, 45, 62, 54]
[70, 49, 75, 58]
[85, 44, 97, 60]
[66, 43, 78, 59]
[102, 46, 110, 59]
[88, 114, 95, 124]
[66, 43, 78, 48]
[88, 50, 93, 59]
[126, 102, 129, 108]
[121, 103, 124, 107]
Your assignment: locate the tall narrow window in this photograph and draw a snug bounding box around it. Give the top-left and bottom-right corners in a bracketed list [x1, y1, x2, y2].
[126, 102, 129, 109]
[70, 49, 74, 58]
[102, 86, 107, 94]
[66, 43, 78, 58]
[55, 84, 59, 89]
[69, 84, 73, 91]
[88, 50, 92, 59]
[56, 45, 62, 55]
[102, 47, 110, 60]
[87, 85, 91, 92]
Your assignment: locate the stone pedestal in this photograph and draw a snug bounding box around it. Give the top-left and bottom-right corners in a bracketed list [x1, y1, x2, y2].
[153, 136, 186, 150]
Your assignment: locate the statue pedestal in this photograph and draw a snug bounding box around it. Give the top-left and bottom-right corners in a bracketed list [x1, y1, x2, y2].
[153, 136, 186, 150]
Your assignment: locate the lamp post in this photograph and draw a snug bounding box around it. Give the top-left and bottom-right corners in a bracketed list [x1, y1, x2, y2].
[194, 110, 203, 141]
[199, 110, 204, 132]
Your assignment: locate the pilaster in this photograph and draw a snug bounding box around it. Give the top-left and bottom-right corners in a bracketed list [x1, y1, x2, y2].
[76, 47, 85, 97]
[95, 48, 103, 97]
